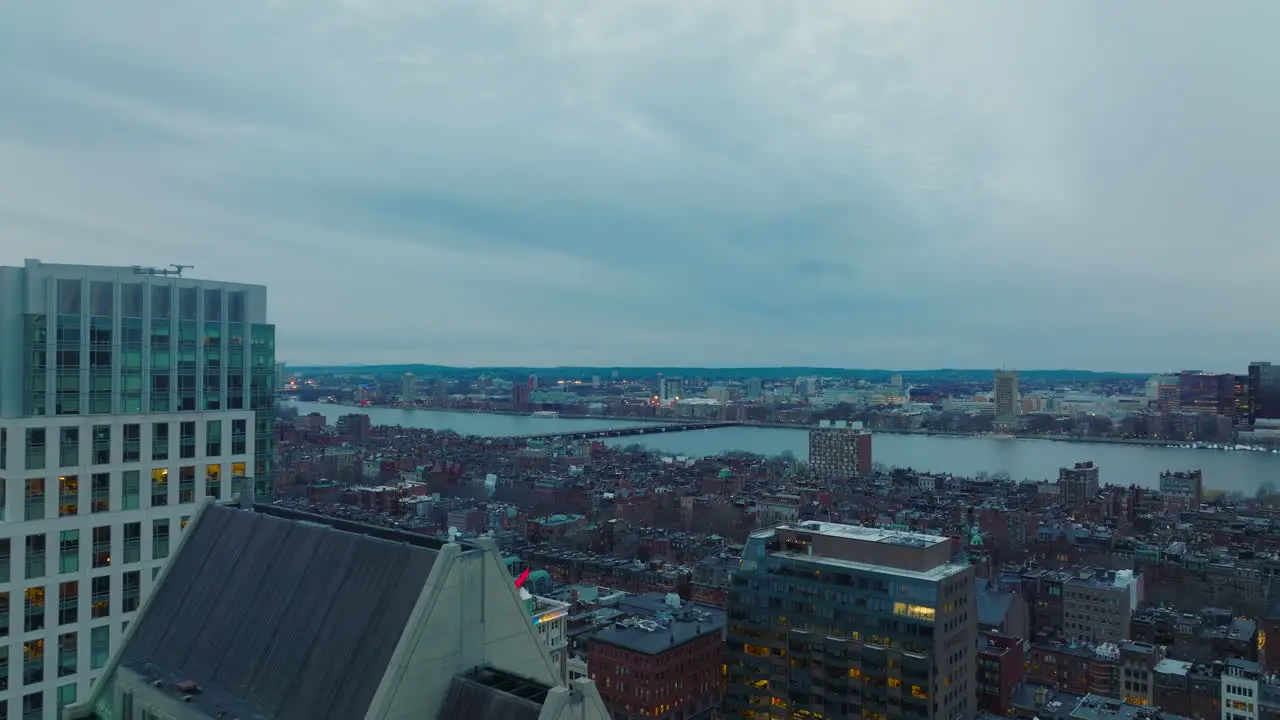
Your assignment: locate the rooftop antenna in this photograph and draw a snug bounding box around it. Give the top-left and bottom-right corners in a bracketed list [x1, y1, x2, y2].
[131, 263, 194, 277]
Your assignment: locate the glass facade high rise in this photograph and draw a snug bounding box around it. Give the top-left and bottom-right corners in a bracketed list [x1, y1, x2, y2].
[0, 259, 275, 716]
[725, 522, 976, 720]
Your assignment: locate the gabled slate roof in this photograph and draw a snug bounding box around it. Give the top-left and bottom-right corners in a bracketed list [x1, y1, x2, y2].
[120, 504, 439, 720]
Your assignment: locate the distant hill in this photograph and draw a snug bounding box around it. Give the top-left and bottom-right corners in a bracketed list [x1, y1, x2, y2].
[285, 364, 1150, 383]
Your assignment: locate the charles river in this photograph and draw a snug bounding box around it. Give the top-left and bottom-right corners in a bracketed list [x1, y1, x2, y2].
[289, 402, 1280, 495]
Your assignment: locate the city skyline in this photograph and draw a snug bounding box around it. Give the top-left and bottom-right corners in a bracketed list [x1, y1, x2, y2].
[4, 2, 1280, 371]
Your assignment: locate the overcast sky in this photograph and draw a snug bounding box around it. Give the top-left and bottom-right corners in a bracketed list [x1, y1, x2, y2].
[2, 2, 1276, 372]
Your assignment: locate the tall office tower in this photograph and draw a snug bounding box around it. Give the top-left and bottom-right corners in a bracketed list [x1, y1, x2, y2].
[660, 377, 683, 402]
[0, 259, 275, 715]
[274, 362, 288, 392]
[725, 522, 977, 720]
[1249, 362, 1280, 423]
[401, 372, 416, 402]
[993, 370, 1019, 427]
[745, 377, 763, 400]
[808, 420, 872, 480]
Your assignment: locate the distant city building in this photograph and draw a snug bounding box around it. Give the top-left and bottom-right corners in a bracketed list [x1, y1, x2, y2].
[0, 259, 274, 713]
[1222, 658, 1261, 720]
[401, 371, 416, 402]
[1178, 371, 1236, 417]
[808, 420, 872, 480]
[659, 377, 683, 402]
[890, 373, 903, 388]
[528, 374, 539, 390]
[1250, 362, 1280, 424]
[725, 521, 977, 720]
[512, 383, 531, 410]
[1059, 461, 1100, 510]
[1159, 470, 1204, 514]
[745, 377, 763, 400]
[993, 370, 1020, 427]
[275, 361, 288, 391]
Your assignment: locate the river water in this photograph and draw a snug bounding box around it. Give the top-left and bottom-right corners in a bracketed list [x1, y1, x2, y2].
[289, 402, 1280, 494]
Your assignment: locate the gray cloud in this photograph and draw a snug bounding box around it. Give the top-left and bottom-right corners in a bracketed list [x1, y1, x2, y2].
[1, 1, 1279, 371]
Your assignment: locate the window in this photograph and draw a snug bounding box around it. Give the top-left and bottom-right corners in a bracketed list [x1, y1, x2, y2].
[57, 279, 82, 315]
[23, 691, 43, 720]
[25, 428, 45, 470]
[91, 472, 110, 512]
[179, 466, 195, 503]
[92, 526, 111, 568]
[24, 478, 44, 521]
[151, 285, 171, 319]
[153, 519, 170, 559]
[204, 288, 222, 320]
[123, 423, 141, 462]
[232, 461, 247, 496]
[0, 427, 6, 470]
[59, 530, 79, 574]
[180, 515, 191, 530]
[179, 286, 198, 320]
[122, 283, 143, 317]
[0, 592, 7, 638]
[22, 640, 43, 685]
[123, 522, 141, 564]
[151, 468, 168, 506]
[229, 290, 247, 323]
[58, 582, 78, 625]
[58, 426, 78, 467]
[0, 644, 6, 691]
[58, 682, 77, 709]
[57, 633, 77, 679]
[58, 475, 78, 517]
[91, 424, 110, 464]
[232, 418, 247, 454]
[123, 571, 141, 613]
[24, 586, 45, 633]
[91, 576, 109, 618]
[90, 625, 110, 669]
[90, 281, 113, 316]
[206, 419, 222, 456]
[180, 420, 196, 459]
[152, 421, 169, 460]
[206, 464, 222, 499]
[122, 470, 140, 510]
[0, 540, 9, 584]
[24, 535, 45, 579]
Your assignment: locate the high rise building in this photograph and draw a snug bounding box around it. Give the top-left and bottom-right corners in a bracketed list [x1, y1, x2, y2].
[993, 370, 1019, 428]
[0, 259, 275, 715]
[1249, 362, 1280, 424]
[725, 521, 977, 720]
[659, 377, 683, 402]
[808, 420, 872, 480]
[745, 377, 763, 400]
[1058, 461, 1100, 510]
[274, 361, 288, 392]
[401, 372, 416, 402]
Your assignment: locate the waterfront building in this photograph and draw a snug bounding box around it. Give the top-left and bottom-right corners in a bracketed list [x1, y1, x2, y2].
[725, 521, 977, 720]
[66, 501, 611, 720]
[274, 361, 288, 392]
[660, 377, 683, 402]
[808, 420, 873, 480]
[993, 370, 1020, 428]
[1178, 371, 1236, 418]
[745, 377, 763, 399]
[0, 259, 276, 716]
[401, 371, 417, 402]
[1249, 362, 1280, 424]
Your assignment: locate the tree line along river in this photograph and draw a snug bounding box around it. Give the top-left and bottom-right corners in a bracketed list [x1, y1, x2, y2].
[288, 402, 1280, 495]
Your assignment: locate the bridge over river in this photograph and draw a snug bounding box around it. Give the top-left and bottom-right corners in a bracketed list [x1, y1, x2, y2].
[504, 421, 743, 442]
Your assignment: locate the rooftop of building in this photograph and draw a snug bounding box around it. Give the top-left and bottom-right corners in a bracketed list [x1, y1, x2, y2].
[590, 593, 725, 655]
[1071, 694, 1194, 720]
[778, 520, 951, 549]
